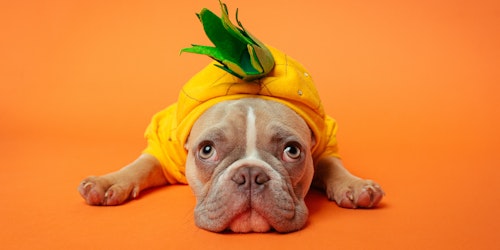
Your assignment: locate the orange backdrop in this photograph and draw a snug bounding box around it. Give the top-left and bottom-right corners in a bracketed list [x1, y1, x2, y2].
[1, 0, 499, 249]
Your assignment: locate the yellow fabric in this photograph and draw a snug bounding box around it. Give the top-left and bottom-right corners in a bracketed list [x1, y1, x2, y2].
[143, 46, 339, 184]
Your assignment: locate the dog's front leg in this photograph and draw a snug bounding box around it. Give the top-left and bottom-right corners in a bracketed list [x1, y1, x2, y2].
[313, 157, 384, 208]
[78, 154, 167, 205]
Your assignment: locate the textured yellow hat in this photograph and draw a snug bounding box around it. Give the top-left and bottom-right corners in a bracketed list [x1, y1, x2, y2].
[176, 46, 328, 158]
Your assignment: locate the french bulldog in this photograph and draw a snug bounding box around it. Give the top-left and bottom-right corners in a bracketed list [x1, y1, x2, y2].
[78, 97, 384, 233]
[78, 0, 385, 233]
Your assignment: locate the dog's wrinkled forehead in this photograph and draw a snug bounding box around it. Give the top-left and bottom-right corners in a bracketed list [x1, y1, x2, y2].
[188, 98, 312, 149]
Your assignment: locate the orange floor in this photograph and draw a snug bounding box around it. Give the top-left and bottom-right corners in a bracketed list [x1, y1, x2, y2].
[1, 0, 499, 249]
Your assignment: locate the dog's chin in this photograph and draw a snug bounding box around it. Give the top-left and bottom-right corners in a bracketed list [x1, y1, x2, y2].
[228, 209, 272, 233]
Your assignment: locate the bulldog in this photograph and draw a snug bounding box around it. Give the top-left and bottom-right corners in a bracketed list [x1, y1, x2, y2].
[183, 98, 384, 232]
[78, 95, 384, 233]
[78, 2, 384, 233]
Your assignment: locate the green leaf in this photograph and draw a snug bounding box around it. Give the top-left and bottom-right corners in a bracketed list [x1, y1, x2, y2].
[181, 0, 275, 81]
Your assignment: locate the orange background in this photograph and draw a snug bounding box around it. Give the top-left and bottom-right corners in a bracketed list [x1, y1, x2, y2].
[1, 0, 499, 249]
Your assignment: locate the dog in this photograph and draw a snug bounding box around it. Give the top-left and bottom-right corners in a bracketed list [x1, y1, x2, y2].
[78, 1, 384, 232]
[78, 48, 384, 233]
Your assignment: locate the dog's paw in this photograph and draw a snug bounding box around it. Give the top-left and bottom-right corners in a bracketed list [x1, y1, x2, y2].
[327, 179, 384, 209]
[78, 176, 139, 206]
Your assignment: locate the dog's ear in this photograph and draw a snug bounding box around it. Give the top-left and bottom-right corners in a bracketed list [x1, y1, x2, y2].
[310, 129, 317, 149]
[184, 135, 191, 151]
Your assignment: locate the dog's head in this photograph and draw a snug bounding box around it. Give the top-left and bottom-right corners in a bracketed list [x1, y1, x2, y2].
[185, 98, 316, 233]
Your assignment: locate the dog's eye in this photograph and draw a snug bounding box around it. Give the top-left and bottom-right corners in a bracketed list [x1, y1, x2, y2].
[198, 143, 217, 161]
[283, 143, 302, 162]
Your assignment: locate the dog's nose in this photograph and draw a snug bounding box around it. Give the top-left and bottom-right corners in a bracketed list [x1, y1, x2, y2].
[232, 167, 270, 188]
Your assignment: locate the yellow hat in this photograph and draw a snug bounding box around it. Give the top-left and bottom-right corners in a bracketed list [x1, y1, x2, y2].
[176, 46, 328, 156]
[143, 47, 339, 184]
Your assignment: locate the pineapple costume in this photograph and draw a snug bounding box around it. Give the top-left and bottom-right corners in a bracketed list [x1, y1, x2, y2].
[143, 1, 339, 184]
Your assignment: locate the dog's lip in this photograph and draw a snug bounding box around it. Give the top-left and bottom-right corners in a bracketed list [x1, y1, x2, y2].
[224, 194, 298, 233]
[228, 208, 272, 233]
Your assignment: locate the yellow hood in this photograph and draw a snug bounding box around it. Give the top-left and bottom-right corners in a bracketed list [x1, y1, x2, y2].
[143, 47, 339, 184]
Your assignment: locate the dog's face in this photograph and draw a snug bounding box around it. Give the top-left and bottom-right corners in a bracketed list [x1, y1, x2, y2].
[185, 98, 316, 233]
